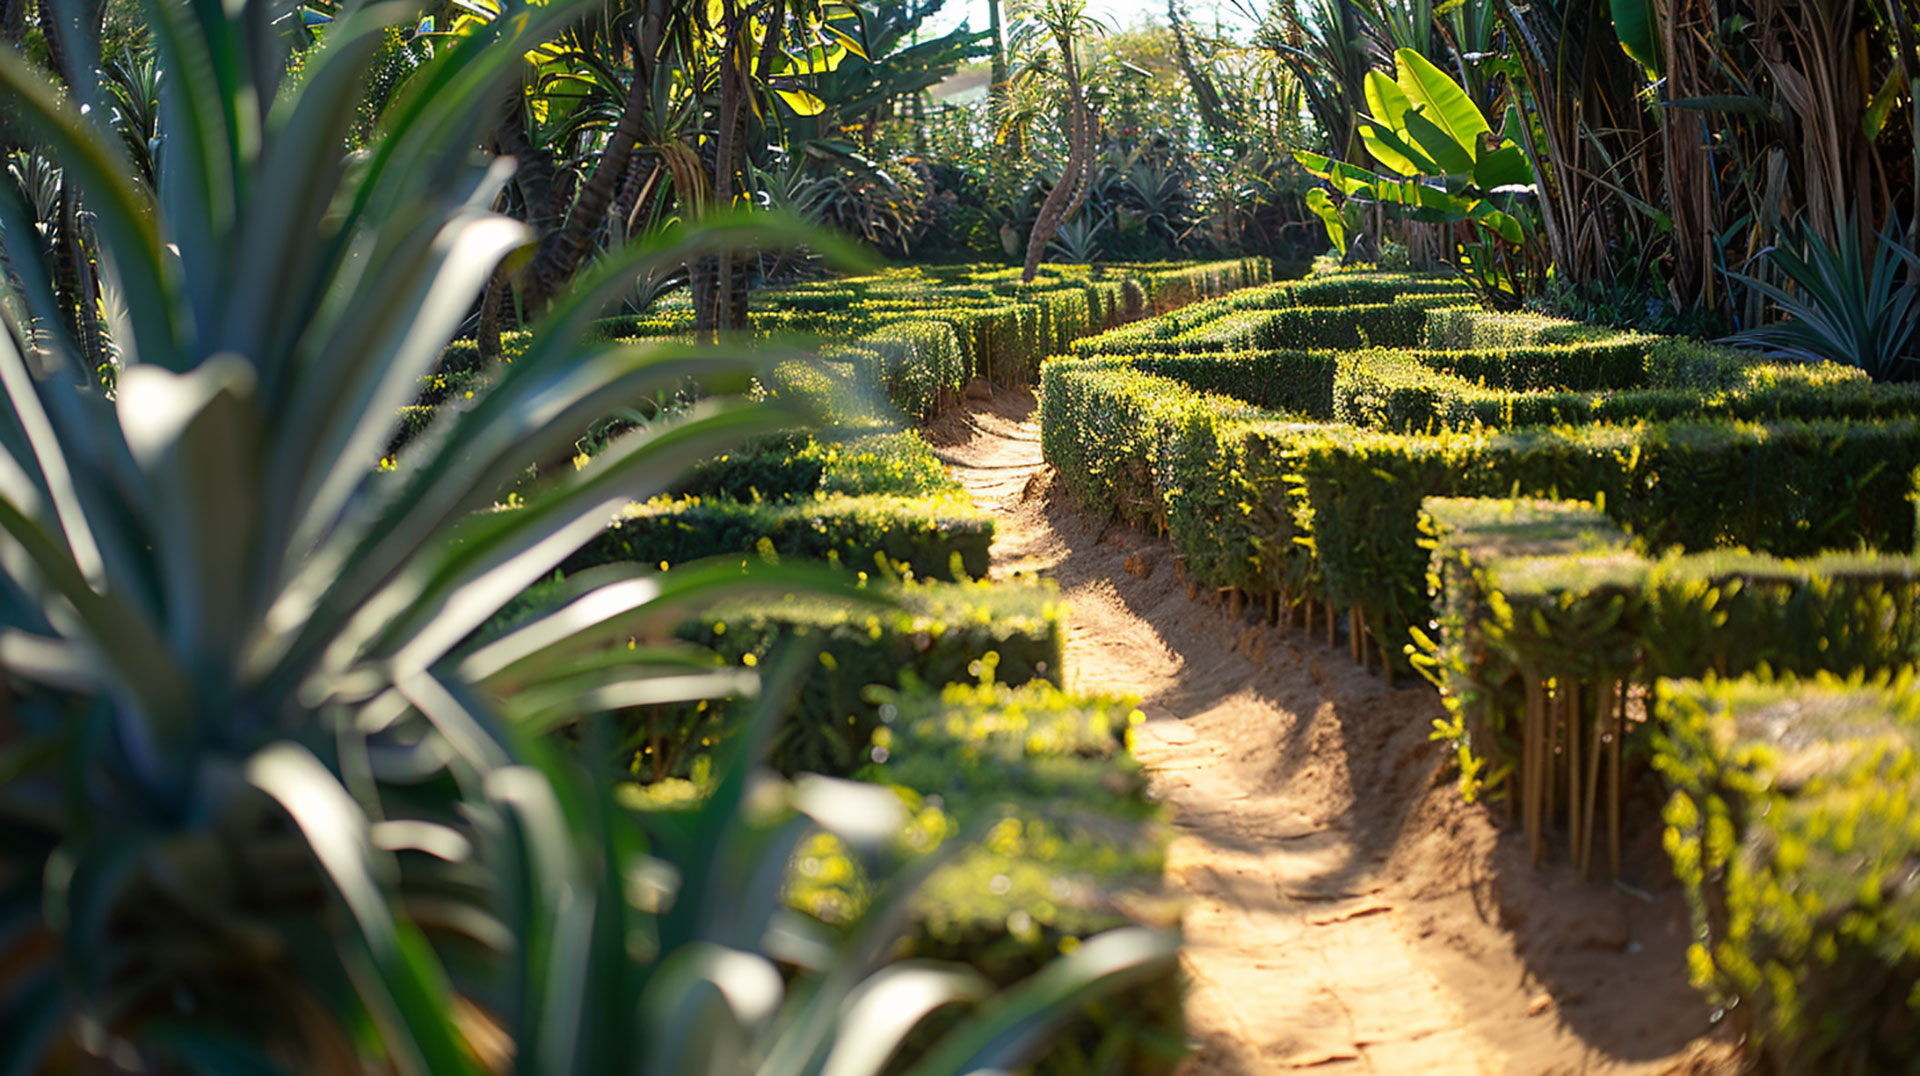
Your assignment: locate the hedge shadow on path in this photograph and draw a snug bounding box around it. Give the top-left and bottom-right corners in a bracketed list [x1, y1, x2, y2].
[928, 385, 1740, 1075]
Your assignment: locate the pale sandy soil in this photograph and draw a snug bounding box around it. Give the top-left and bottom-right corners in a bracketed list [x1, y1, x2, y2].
[926, 387, 1744, 1076]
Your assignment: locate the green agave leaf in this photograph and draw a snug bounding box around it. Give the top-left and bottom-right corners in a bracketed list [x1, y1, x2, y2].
[0, 967, 62, 1076]
[257, 347, 773, 696]
[0, 44, 176, 371]
[0, 314, 106, 592]
[0, 489, 193, 757]
[502, 668, 759, 736]
[351, 401, 788, 682]
[391, 669, 515, 772]
[816, 964, 992, 1076]
[898, 927, 1181, 1076]
[481, 764, 592, 1075]
[143, 0, 233, 337]
[756, 813, 986, 1076]
[247, 743, 483, 1076]
[0, 629, 93, 690]
[641, 943, 777, 1075]
[273, 207, 532, 571]
[221, 0, 415, 367]
[460, 557, 874, 690]
[115, 357, 262, 676]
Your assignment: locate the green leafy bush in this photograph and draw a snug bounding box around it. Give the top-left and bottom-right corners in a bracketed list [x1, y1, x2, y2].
[653, 579, 1067, 775]
[842, 681, 1186, 1075]
[564, 493, 995, 582]
[1424, 307, 1623, 349]
[1654, 673, 1920, 1073]
[1416, 497, 1920, 814]
[1297, 418, 1920, 664]
[675, 428, 959, 502]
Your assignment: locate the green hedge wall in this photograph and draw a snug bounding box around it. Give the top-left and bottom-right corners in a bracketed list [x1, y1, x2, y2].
[1422, 307, 1624, 349]
[1331, 339, 1918, 434]
[1653, 674, 1920, 1074]
[656, 579, 1067, 775]
[1038, 360, 1222, 525]
[675, 428, 957, 502]
[1294, 418, 1920, 665]
[1125, 351, 1339, 417]
[1073, 294, 1462, 356]
[1045, 348, 1920, 677]
[774, 681, 1183, 1073]
[1415, 496, 1920, 819]
[848, 681, 1184, 1074]
[563, 493, 995, 583]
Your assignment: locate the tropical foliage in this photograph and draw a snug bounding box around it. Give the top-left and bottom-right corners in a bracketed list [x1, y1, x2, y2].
[0, 0, 1177, 1069]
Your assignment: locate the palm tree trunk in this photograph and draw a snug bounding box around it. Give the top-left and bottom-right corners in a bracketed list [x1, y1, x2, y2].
[1023, 47, 1091, 282]
[520, 27, 656, 313]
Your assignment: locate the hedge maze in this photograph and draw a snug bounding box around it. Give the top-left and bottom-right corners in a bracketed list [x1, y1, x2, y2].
[1040, 265, 1920, 1071]
[425, 258, 1267, 1073]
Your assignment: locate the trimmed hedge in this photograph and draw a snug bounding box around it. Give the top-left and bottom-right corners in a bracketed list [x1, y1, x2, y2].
[676, 428, 957, 502]
[1125, 351, 1339, 417]
[1416, 496, 1920, 820]
[1423, 307, 1623, 349]
[1073, 294, 1463, 356]
[854, 681, 1183, 1074]
[1046, 343, 1920, 676]
[563, 493, 994, 583]
[658, 578, 1067, 775]
[1407, 338, 1659, 391]
[1654, 673, 1920, 1074]
[780, 681, 1182, 1073]
[1333, 342, 1919, 434]
[1295, 418, 1920, 668]
[1413, 498, 1644, 866]
[827, 319, 968, 420]
[1038, 360, 1237, 526]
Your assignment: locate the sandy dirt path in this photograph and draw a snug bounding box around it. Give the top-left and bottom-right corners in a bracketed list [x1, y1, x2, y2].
[927, 388, 1741, 1076]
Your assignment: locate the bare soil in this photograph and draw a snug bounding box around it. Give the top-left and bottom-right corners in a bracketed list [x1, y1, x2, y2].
[925, 388, 1743, 1076]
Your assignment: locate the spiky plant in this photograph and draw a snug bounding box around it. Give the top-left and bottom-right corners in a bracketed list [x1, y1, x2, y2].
[1726, 212, 1920, 382]
[0, 0, 1174, 1071]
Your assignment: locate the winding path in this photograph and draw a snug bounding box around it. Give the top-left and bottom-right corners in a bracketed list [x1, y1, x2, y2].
[926, 388, 1738, 1076]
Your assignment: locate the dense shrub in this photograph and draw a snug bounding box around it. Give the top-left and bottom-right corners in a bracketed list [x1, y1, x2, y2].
[656, 579, 1067, 775]
[563, 493, 995, 583]
[675, 428, 957, 502]
[1415, 496, 1920, 814]
[1423, 307, 1623, 349]
[1297, 418, 1920, 663]
[1654, 674, 1920, 1074]
[790, 681, 1183, 1074]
